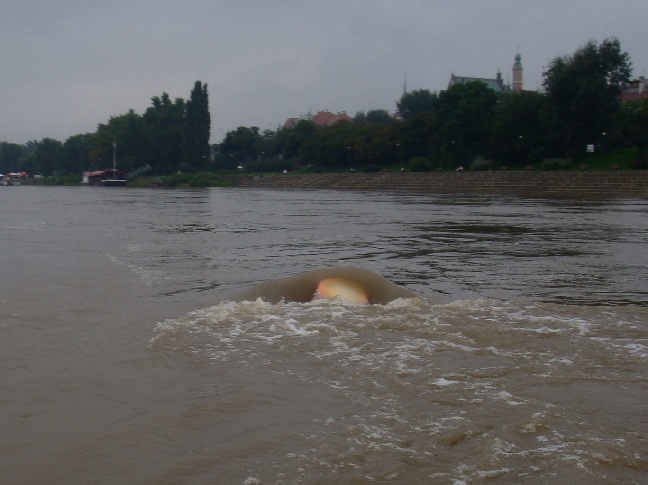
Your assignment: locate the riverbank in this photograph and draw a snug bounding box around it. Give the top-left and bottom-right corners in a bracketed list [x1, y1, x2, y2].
[234, 170, 648, 197]
[19, 170, 648, 197]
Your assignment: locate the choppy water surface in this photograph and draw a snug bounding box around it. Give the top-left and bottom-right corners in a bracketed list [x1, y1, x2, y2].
[1, 186, 647, 484]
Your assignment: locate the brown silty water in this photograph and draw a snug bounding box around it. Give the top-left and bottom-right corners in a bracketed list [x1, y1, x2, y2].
[1, 186, 647, 484]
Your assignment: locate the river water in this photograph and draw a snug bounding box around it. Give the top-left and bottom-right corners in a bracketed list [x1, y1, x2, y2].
[1, 186, 647, 484]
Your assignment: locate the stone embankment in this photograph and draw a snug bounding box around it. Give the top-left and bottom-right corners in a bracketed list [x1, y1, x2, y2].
[235, 171, 648, 197]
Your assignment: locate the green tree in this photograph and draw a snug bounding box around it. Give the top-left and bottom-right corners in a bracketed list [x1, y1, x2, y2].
[30, 138, 63, 176]
[91, 110, 144, 172]
[0, 142, 25, 174]
[354, 109, 394, 125]
[142, 93, 186, 174]
[353, 111, 367, 125]
[543, 37, 632, 157]
[62, 133, 93, 175]
[300, 123, 360, 169]
[274, 120, 316, 160]
[395, 113, 439, 165]
[17, 141, 37, 174]
[397, 89, 438, 119]
[435, 81, 498, 168]
[353, 124, 398, 169]
[183, 81, 211, 171]
[489, 91, 548, 166]
[220, 126, 262, 166]
[257, 129, 277, 159]
[617, 99, 648, 164]
[118, 110, 146, 171]
[365, 109, 394, 125]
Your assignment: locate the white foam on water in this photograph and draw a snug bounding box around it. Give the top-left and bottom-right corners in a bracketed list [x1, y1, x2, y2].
[149, 296, 648, 483]
[434, 378, 459, 387]
[624, 342, 648, 357]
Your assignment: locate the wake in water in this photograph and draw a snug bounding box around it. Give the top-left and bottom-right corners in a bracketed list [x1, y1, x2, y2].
[150, 296, 648, 483]
[225, 266, 418, 304]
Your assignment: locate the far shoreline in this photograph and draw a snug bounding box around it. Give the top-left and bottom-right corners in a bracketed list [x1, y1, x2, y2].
[16, 169, 648, 198]
[232, 170, 648, 198]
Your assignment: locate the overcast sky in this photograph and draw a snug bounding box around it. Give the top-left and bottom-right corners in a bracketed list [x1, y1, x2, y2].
[2, 0, 647, 145]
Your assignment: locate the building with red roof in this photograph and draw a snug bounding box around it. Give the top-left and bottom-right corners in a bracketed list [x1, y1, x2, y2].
[283, 110, 352, 129]
[621, 77, 648, 102]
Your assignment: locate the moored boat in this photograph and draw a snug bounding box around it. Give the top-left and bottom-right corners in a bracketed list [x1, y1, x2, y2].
[83, 169, 128, 186]
[83, 141, 127, 187]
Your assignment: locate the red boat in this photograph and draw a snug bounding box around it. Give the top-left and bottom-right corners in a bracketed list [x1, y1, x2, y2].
[83, 141, 127, 186]
[83, 169, 128, 186]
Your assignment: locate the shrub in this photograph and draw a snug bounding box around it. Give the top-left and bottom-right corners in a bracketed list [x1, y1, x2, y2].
[165, 172, 194, 187]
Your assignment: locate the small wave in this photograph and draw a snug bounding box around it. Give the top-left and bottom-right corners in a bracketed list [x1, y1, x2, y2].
[148, 296, 648, 482]
[149, 296, 648, 390]
[150, 297, 648, 361]
[107, 254, 166, 285]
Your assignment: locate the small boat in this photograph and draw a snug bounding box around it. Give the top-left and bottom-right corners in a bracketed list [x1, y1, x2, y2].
[101, 141, 127, 186]
[83, 169, 128, 186]
[1, 172, 27, 185]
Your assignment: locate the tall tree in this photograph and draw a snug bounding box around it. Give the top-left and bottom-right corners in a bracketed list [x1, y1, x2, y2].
[91, 110, 144, 172]
[274, 120, 316, 160]
[353, 124, 398, 168]
[434, 81, 498, 167]
[62, 133, 93, 175]
[617, 99, 648, 163]
[32, 138, 63, 176]
[300, 123, 360, 168]
[365, 109, 395, 125]
[220, 126, 262, 165]
[142, 93, 186, 174]
[542, 38, 632, 156]
[397, 89, 438, 119]
[183, 81, 211, 171]
[354, 109, 394, 125]
[396, 112, 439, 163]
[0, 142, 25, 174]
[489, 91, 547, 165]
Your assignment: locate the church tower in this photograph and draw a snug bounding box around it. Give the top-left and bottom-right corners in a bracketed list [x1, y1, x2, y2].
[512, 52, 523, 93]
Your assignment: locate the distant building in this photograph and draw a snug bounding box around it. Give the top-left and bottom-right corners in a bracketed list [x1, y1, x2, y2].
[621, 77, 648, 102]
[448, 71, 510, 93]
[448, 53, 523, 94]
[312, 110, 353, 126]
[283, 110, 352, 129]
[512, 52, 523, 93]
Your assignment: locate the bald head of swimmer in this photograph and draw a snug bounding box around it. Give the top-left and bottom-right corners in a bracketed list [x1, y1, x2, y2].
[228, 266, 417, 304]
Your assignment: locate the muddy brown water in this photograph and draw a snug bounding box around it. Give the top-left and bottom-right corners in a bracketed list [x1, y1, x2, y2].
[1, 187, 646, 484]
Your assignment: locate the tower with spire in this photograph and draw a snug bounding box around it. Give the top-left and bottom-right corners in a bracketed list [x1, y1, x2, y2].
[512, 52, 523, 93]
